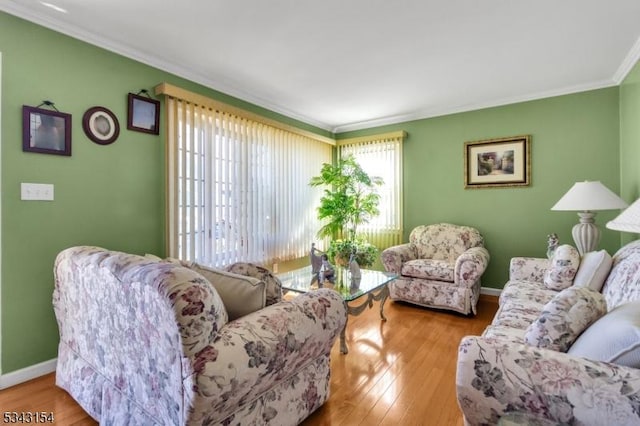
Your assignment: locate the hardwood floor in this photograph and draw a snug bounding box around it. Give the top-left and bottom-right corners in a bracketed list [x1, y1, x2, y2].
[0, 296, 498, 425]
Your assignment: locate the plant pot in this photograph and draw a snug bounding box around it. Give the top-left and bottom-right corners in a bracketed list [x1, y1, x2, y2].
[333, 255, 349, 267]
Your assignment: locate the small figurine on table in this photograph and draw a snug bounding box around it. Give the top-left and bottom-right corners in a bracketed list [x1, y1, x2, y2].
[349, 250, 361, 289]
[319, 254, 335, 285]
[310, 243, 335, 285]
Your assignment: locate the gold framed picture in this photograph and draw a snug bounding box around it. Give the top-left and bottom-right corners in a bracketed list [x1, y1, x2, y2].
[464, 135, 531, 189]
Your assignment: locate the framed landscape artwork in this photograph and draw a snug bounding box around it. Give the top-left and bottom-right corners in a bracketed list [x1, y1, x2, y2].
[464, 135, 531, 188]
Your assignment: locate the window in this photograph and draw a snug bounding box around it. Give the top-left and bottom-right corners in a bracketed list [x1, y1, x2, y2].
[338, 131, 405, 249]
[161, 85, 333, 268]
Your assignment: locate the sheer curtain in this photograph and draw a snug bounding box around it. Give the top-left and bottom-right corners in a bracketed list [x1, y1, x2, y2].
[338, 131, 405, 250]
[162, 87, 333, 268]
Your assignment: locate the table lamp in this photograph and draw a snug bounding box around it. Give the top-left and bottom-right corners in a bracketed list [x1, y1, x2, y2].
[551, 181, 628, 255]
[606, 197, 640, 233]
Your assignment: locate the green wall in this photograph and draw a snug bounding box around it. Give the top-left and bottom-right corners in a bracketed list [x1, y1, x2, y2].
[619, 61, 640, 245]
[0, 12, 330, 374]
[0, 10, 633, 376]
[338, 88, 623, 288]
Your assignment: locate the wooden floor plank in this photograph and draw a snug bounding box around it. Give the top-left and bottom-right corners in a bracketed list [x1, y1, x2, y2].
[0, 296, 498, 425]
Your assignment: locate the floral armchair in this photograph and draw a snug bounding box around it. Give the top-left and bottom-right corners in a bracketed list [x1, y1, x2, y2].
[53, 246, 347, 425]
[381, 223, 490, 315]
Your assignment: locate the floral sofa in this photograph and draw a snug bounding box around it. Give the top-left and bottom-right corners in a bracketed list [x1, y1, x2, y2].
[456, 240, 640, 425]
[53, 246, 347, 425]
[381, 223, 490, 315]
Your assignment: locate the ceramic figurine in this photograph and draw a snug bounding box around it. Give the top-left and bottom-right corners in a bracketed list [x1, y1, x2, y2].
[319, 254, 335, 284]
[310, 243, 323, 284]
[348, 251, 361, 280]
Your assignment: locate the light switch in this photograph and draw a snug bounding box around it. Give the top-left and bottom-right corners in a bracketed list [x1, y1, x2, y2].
[21, 183, 54, 201]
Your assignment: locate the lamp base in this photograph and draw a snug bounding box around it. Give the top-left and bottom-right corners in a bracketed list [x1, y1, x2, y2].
[572, 211, 600, 256]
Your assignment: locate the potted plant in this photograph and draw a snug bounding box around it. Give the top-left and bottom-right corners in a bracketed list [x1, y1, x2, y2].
[309, 156, 383, 267]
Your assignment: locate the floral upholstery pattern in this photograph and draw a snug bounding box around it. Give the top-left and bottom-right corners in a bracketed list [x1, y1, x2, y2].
[401, 259, 454, 281]
[602, 240, 640, 310]
[457, 337, 640, 426]
[524, 287, 607, 352]
[508, 257, 549, 282]
[456, 239, 640, 425]
[499, 279, 557, 306]
[409, 223, 485, 262]
[382, 223, 489, 315]
[543, 244, 580, 290]
[54, 246, 347, 425]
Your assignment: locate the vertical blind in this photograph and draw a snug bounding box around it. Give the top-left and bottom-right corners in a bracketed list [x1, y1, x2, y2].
[338, 132, 404, 250]
[166, 96, 332, 267]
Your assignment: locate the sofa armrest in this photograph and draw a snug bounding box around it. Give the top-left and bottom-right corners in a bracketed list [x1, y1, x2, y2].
[455, 246, 490, 287]
[381, 243, 417, 274]
[184, 288, 347, 423]
[509, 257, 549, 282]
[457, 336, 640, 425]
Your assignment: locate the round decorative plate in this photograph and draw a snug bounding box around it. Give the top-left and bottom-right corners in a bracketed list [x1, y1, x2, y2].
[82, 106, 120, 145]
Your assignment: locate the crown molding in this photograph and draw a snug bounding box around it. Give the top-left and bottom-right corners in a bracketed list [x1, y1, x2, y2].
[0, 2, 334, 132]
[332, 79, 618, 134]
[613, 35, 640, 84]
[2, 1, 636, 136]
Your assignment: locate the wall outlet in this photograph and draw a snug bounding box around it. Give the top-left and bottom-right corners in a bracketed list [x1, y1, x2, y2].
[21, 183, 54, 201]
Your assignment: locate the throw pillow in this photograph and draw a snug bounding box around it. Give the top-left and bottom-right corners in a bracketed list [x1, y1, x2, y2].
[185, 262, 267, 321]
[225, 262, 283, 306]
[543, 244, 580, 290]
[573, 250, 612, 292]
[524, 287, 607, 352]
[568, 301, 640, 367]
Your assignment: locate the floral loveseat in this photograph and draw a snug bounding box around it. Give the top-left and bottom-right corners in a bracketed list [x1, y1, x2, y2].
[381, 223, 490, 315]
[456, 240, 640, 425]
[53, 246, 347, 425]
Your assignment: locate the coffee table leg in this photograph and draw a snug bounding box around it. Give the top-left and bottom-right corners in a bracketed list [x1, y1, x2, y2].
[379, 285, 389, 321]
[340, 315, 349, 354]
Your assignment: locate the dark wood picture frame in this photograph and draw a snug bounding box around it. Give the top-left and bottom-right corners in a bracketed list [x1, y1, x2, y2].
[127, 93, 160, 134]
[82, 106, 120, 145]
[464, 135, 531, 189]
[22, 105, 72, 156]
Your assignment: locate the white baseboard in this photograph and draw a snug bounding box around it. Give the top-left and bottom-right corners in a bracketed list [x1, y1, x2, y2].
[480, 286, 501, 297]
[0, 358, 57, 390]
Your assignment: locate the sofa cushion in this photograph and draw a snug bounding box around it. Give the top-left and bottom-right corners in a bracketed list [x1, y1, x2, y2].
[499, 280, 558, 307]
[543, 244, 580, 290]
[186, 263, 267, 321]
[491, 300, 546, 330]
[568, 300, 640, 367]
[524, 287, 607, 352]
[401, 259, 454, 282]
[573, 250, 612, 292]
[482, 324, 527, 343]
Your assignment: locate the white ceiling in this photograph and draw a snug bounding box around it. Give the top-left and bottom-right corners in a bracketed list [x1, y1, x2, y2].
[2, 0, 640, 133]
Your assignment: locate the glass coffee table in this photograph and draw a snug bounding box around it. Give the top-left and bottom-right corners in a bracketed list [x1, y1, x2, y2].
[277, 265, 397, 354]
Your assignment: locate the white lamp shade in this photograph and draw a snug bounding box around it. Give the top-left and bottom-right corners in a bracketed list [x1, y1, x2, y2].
[551, 181, 628, 211]
[607, 198, 640, 233]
